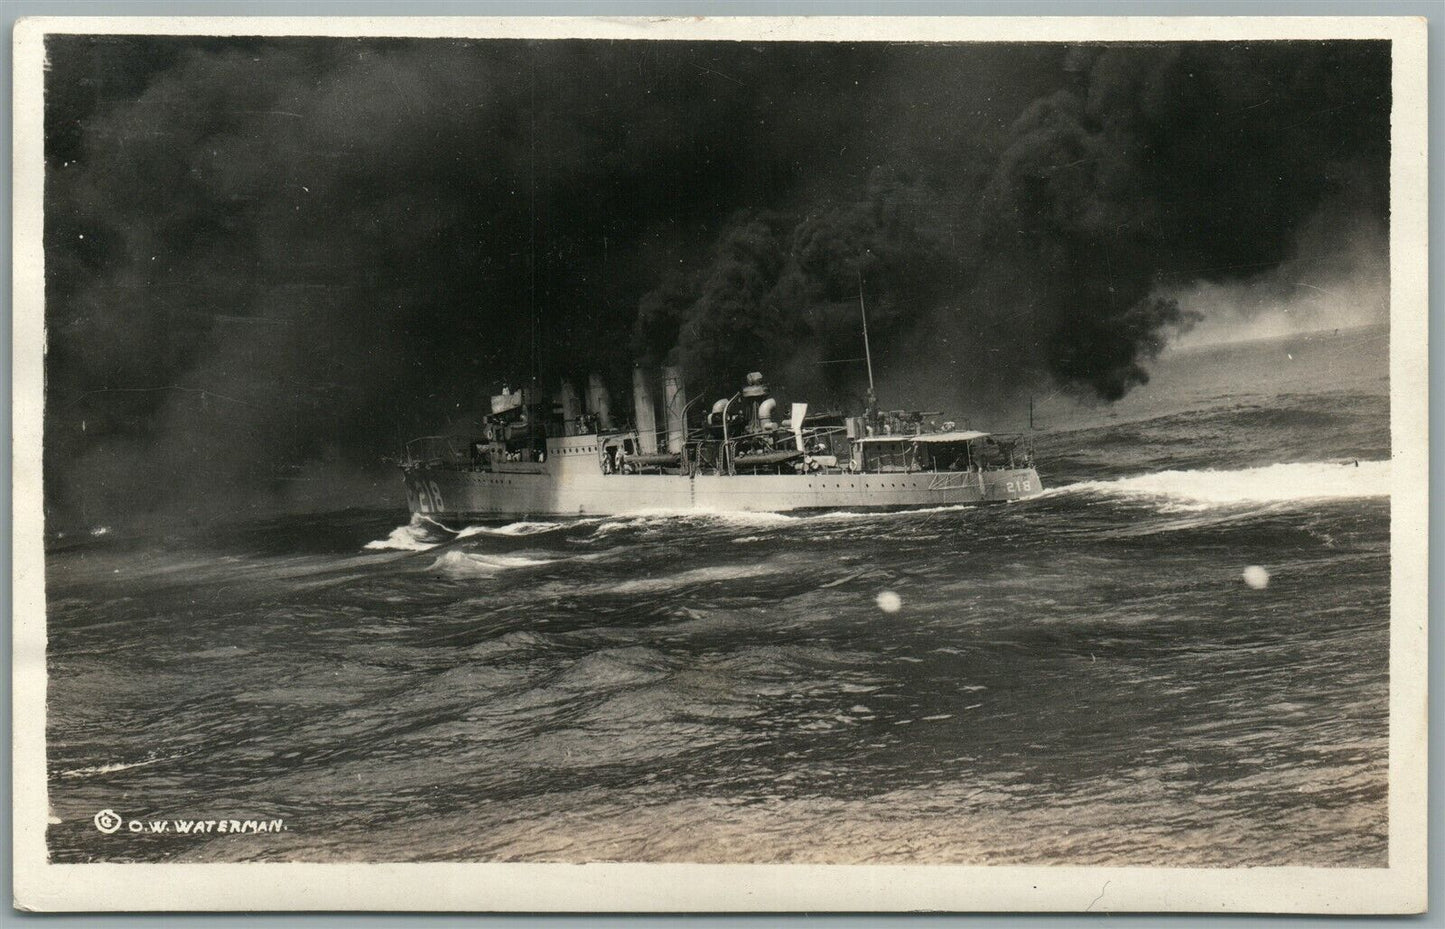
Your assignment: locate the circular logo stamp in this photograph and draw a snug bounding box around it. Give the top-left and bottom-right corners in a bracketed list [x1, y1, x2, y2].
[93, 809, 123, 834]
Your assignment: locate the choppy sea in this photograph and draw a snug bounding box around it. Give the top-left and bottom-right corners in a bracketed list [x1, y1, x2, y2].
[45, 326, 1390, 865]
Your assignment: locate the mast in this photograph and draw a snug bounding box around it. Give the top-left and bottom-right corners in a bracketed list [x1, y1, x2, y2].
[857, 270, 876, 395]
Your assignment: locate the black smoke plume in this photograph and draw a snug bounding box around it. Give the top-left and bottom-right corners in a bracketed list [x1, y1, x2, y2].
[43, 38, 1388, 527]
[638, 42, 1390, 410]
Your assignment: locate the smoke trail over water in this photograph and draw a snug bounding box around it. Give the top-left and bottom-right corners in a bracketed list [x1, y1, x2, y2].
[43, 37, 1389, 525]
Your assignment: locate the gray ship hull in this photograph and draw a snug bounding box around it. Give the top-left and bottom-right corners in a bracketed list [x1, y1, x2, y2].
[404, 465, 1043, 520]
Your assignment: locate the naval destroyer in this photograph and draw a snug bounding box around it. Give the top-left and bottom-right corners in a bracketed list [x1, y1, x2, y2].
[400, 361, 1043, 520]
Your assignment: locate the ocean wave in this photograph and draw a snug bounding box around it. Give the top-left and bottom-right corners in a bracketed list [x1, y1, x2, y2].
[426, 550, 558, 577]
[364, 516, 445, 551]
[591, 504, 979, 536]
[464, 629, 556, 661]
[604, 562, 788, 595]
[551, 646, 674, 691]
[369, 517, 583, 550]
[60, 756, 169, 778]
[527, 561, 791, 600]
[455, 521, 572, 538]
[593, 509, 802, 534]
[1049, 459, 1389, 510]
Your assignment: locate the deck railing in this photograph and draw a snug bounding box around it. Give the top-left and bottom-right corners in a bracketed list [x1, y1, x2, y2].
[402, 435, 471, 468]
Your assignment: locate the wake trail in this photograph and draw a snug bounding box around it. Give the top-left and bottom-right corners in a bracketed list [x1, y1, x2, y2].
[1041, 459, 1389, 510]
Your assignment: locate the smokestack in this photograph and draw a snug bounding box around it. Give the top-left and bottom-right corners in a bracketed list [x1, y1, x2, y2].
[742, 371, 767, 433]
[557, 380, 582, 435]
[662, 365, 688, 453]
[632, 365, 659, 454]
[586, 373, 613, 431]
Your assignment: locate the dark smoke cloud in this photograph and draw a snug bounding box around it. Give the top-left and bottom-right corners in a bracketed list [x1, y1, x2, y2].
[633, 167, 964, 402]
[640, 41, 1390, 411]
[43, 37, 1388, 527]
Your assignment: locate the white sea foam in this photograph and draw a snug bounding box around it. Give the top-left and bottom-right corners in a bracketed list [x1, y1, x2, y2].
[593, 509, 801, 536]
[660, 508, 800, 525]
[455, 521, 566, 538]
[590, 505, 972, 536]
[1057, 459, 1390, 510]
[427, 550, 557, 576]
[364, 519, 441, 551]
[371, 518, 577, 548]
[60, 756, 166, 778]
[586, 504, 982, 537]
[802, 503, 975, 522]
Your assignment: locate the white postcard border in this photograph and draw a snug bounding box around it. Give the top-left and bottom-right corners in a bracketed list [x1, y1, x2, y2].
[11, 14, 1429, 913]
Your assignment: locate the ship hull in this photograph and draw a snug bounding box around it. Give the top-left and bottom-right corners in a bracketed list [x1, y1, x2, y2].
[403, 466, 1043, 520]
